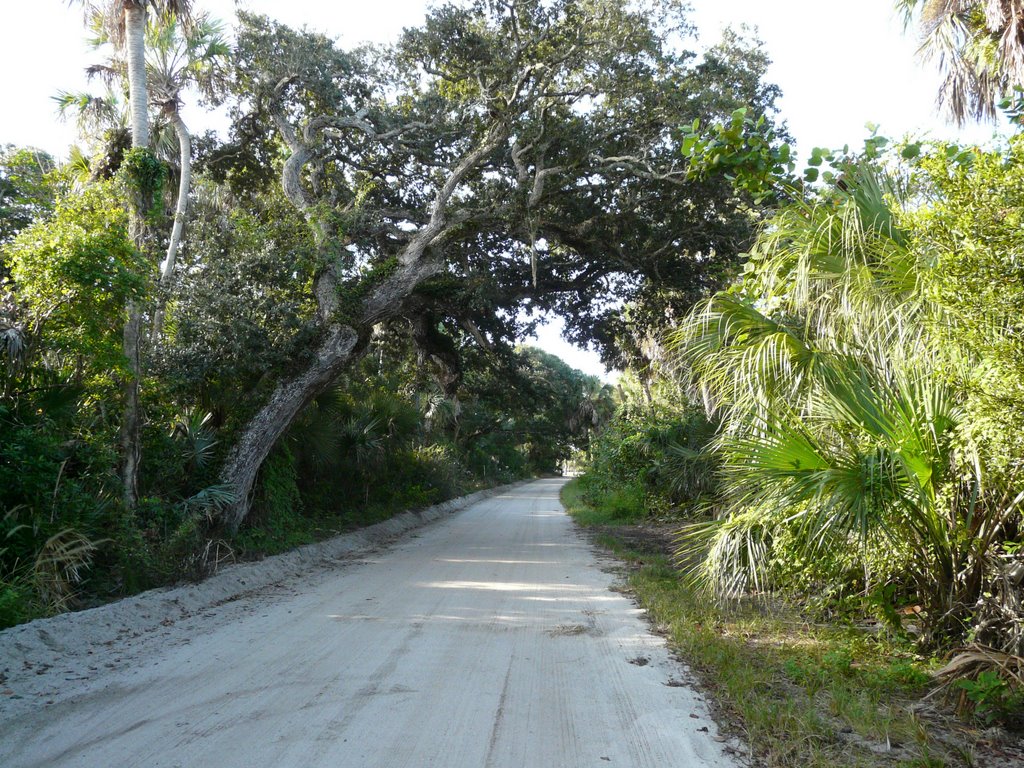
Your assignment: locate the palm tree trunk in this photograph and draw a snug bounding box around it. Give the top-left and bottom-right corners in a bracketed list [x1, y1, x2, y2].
[124, 3, 150, 149]
[121, 0, 150, 510]
[161, 106, 190, 285]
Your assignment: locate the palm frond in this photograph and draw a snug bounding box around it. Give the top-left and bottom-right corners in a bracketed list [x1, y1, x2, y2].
[181, 484, 236, 517]
[0, 324, 26, 370]
[903, 0, 1024, 122]
[666, 154, 978, 608]
[32, 529, 104, 613]
[65, 145, 94, 184]
[170, 407, 219, 469]
[676, 512, 776, 598]
[670, 293, 816, 417]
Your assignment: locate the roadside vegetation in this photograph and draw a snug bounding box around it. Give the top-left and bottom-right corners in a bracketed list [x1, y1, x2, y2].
[567, 92, 1024, 768]
[566, 478, 1022, 767]
[3, 2, 1024, 762]
[563, 7, 1024, 749]
[0, 293, 604, 628]
[2, 0, 770, 628]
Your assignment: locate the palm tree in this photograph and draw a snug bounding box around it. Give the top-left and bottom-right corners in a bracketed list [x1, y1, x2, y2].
[897, 0, 1024, 122]
[54, 89, 130, 183]
[71, 2, 154, 147]
[671, 164, 1016, 645]
[70, 1, 196, 142]
[144, 12, 228, 338]
[54, 90, 182, 185]
[145, 12, 227, 283]
[570, 378, 616, 443]
[68, 0, 193, 509]
[77, 10, 226, 337]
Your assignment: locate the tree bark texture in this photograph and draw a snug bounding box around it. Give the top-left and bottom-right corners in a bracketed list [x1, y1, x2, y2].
[217, 95, 507, 529]
[220, 325, 361, 532]
[219, 255, 443, 532]
[161, 107, 191, 285]
[151, 106, 191, 341]
[120, 299, 143, 509]
[124, 4, 150, 150]
[120, 1, 150, 510]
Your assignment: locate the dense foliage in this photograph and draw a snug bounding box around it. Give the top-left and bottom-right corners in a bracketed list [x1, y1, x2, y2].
[664, 139, 1024, 657]
[2, 0, 1022, 741]
[575, 377, 719, 522]
[572, 137, 1024, 730]
[6, 0, 783, 627]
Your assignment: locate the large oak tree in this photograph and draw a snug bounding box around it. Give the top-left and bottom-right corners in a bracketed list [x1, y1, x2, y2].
[206, 0, 778, 529]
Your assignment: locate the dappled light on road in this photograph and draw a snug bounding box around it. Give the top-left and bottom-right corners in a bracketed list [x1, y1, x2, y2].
[1, 479, 734, 768]
[418, 580, 593, 592]
[434, 558, 553, 565]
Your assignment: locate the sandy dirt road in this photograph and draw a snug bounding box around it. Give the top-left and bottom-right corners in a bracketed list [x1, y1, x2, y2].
[0, 478, 737, 767]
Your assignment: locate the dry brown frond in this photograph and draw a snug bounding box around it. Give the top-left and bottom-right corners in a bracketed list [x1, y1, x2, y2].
[32, 529, 104, 613]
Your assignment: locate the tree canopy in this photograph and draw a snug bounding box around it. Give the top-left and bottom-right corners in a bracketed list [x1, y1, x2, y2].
[0, 0, 781, 621]
[198, 0, 779, 527]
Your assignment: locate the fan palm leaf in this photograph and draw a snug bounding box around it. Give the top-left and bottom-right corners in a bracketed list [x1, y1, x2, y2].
[897, 0, 1024, 122]
[671, 161, 979, 611]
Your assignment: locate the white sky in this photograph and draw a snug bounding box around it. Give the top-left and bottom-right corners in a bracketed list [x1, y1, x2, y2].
[0, 0, 1007, 379]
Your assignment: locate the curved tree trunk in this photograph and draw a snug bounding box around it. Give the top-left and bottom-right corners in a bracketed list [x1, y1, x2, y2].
[217, 102, 504, 530]
[219, 256, 443, 533]
[220, 325, 363, 532]
[151, 105, 191, 341]
[162, 106, 191, 283]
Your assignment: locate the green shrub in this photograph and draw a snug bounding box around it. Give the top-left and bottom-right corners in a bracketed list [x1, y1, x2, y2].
[587, 480, 647, 521]
[0, 580, 36, 629]
[235, 446, 313, 555]
[580, 402, 720, 520]
[959, 670, 1024, 726]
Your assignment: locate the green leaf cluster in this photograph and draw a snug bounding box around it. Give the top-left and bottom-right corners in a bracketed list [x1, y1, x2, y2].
[681, 108, 792, 203]
[670, 138, 1024, 654]
[5, 182, 145, 379]
[118, 147, 166, 221]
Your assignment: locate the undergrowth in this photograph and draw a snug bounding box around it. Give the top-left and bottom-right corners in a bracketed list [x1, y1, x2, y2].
[561, 478, 991, 768]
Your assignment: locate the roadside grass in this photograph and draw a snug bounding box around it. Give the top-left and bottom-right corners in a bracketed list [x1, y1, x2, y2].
[562, 478, 966, 768]
[233, 481, 492, 560]
[233, 503, 406, 559]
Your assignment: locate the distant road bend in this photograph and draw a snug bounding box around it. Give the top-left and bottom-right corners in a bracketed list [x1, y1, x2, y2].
[0, 478, 737, 767]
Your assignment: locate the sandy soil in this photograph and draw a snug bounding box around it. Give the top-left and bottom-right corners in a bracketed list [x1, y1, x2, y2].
[0, 479, 740, 767]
